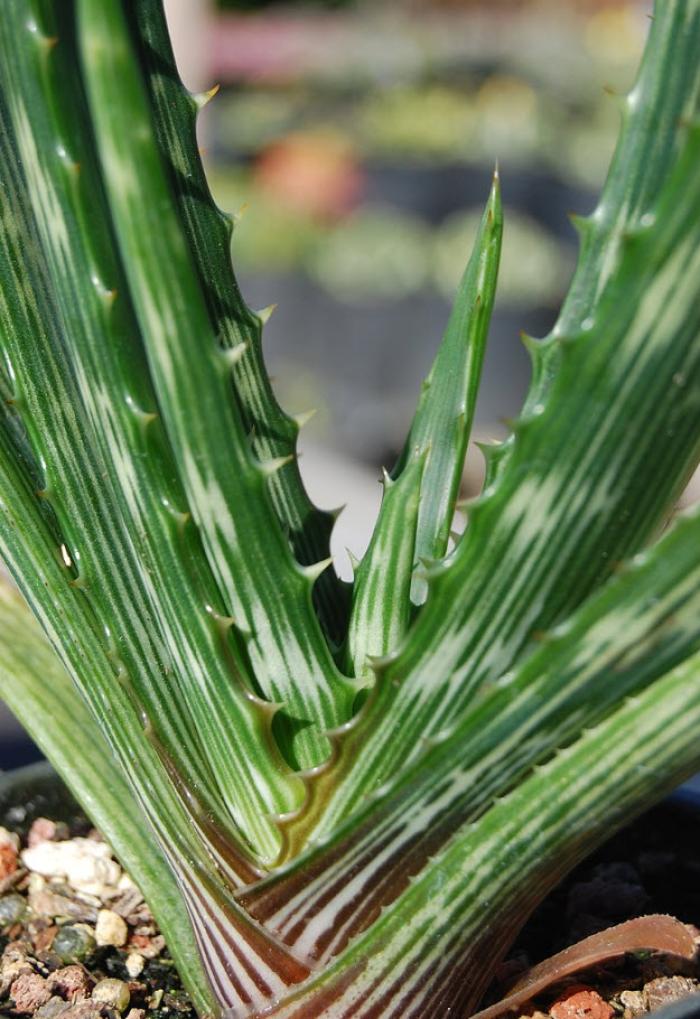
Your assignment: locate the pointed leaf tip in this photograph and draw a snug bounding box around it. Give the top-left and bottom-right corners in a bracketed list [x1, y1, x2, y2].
[259, 453, 295, 477]
[257, 303, 278, 326]
[204, 605, 237, 636]
[302, 557, 334, 583]
[390, 172, 502, 581]
[366, 650, 400, 673]
[232, 201, 249, 226]
[475, 438, 501, 464]
[520, 331, 539, 353]
[292, 407, 318, 430]
[488, 166, 502, 217]
[193, 83, 221, 111]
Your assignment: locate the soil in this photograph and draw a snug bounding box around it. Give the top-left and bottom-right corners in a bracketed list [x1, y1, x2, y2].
[1, 789, 699, 1019]
[0, 804, 196, 1019]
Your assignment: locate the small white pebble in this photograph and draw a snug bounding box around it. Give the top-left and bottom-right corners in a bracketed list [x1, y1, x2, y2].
[93, 977, 130, 1013]
[620, 990, 646, 1015]
[117, 872, 139, 893]
[95, 908, 128, 947]
[147, 989, 163, 1010]
[23, 838, 109, 874]
[67, 854, 122, 896]
[27, 872, 46, 894]
[22, 839, 122, 897]
[125, 953, 145, 979]
[0, 826, 20, 851]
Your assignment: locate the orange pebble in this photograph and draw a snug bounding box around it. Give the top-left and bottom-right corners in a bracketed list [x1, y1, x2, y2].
[549, 987, 614, 1019]
[0, 841, 18, 881]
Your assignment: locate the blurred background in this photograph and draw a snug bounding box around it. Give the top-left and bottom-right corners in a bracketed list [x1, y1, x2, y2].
[1, 0, 657, 766]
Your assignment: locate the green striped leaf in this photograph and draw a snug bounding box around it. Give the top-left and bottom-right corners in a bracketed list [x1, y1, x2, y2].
[296, 22, 700, 831]
[77, 0, 356, 772]
[127, 2, 349, 645]
[493, 0, 700, 485]
[247, 505, 700, 932]
[2, 3, 700, 1016]
[260, 652, 700, 1017]
[0, 0, 303, 862]
[0, 420, 311, 1016]
[0, 582, 215, 1018]
[392, 171, 501, 602]
[345, 175, 500, 674]
[345, 455, 425, 680]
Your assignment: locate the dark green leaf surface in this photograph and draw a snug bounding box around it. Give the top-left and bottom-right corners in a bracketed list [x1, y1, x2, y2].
[127, 3, 349, 645]
[77, 0, 355, 772]
[1, 2, 699, 1016]
[345, 455, 425, 679]
[393, 172, 501, 600]
[494, 1, 700, 481]
[0, 1, 301, 860]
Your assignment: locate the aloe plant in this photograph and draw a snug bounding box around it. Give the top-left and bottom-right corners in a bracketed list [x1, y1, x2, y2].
[1, 1, 700, 1016]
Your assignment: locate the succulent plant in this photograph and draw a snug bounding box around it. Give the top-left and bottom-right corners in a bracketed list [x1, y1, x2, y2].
[1, 1, 700, 1017]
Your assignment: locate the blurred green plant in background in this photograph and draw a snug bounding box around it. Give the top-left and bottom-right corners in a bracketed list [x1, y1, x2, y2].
[210, 167, 571, 308]
[197, 2, 647, 462]
[204, 1, 644, 309]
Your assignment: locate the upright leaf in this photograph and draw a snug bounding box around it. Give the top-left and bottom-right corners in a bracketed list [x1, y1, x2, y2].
[345, 455, 426, 679]
[128, 2, 348, 643]
[394, 171, 501, 598]
[77, 0, 356, 771]
[0, 0, 302, 861]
